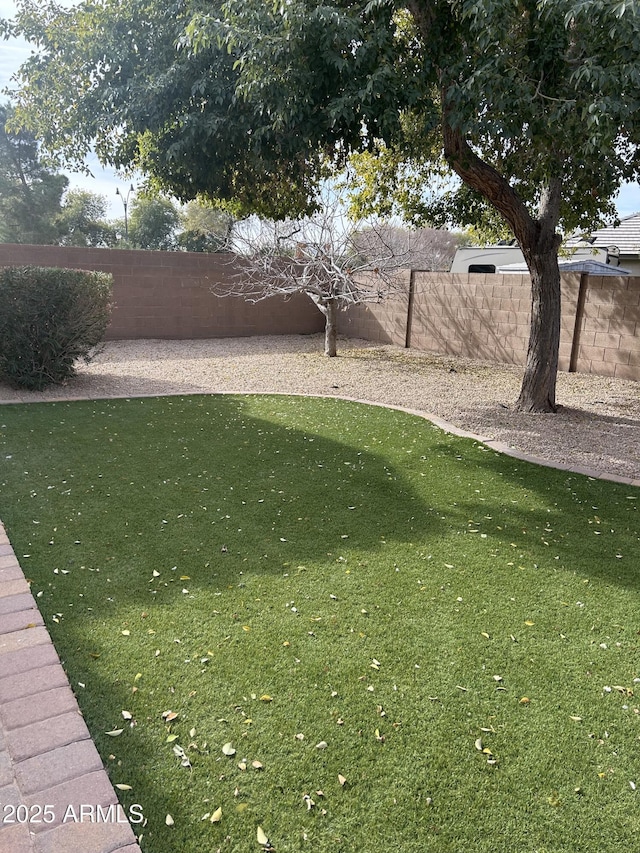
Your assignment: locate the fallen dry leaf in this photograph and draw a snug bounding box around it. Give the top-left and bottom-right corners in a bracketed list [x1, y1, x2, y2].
[162, 710, 179, 722]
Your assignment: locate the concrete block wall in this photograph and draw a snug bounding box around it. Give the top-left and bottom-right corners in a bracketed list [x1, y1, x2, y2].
[337, 271, 411, 346]
[339, 271, 640, 381]
[559, 274, 581, 371]
[0, 244, 324, 340]
[409, 272, 534, 365]
[574, 275, 640, 380]
[1, 245, 639, 380]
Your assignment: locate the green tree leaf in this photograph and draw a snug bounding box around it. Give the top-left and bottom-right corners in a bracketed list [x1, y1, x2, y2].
[0, 103, 67, 244]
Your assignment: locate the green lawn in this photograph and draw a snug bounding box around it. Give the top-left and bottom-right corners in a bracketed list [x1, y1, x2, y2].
[0, 394, 639, 853]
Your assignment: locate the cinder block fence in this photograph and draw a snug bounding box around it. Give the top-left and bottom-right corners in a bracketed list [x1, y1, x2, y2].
[339, 271, 640, 381]
[1, 244, 639, 380]
[0, 244, 323, 340]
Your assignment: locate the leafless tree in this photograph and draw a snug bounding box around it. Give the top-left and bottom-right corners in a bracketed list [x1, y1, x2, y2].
[352, 225, 462, 271]
[214, 202, 409, 356]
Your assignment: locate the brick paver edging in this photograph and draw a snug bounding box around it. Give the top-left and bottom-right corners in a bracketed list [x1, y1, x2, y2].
[0, 523, 142, 853]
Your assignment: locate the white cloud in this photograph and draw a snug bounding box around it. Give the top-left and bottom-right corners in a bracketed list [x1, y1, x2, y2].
[613, 182, 640, 220]
[0, 40, 31, 92]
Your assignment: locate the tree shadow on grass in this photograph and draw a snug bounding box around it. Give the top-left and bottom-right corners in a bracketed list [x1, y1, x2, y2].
[0, 393, 440, 593]
[0, 393, 448, 852]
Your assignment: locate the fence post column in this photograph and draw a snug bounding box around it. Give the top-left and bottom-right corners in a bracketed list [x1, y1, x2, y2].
[569, 272, 589, 373]
[405, 269, 416, 349]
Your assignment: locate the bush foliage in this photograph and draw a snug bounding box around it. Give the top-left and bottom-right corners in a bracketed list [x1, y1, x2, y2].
[0, 265, 112, 390]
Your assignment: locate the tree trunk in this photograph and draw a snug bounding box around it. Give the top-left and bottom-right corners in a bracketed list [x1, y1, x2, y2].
[323, 297, 338, 357]
[439, 112, 564, 412]
[514, 180, 563, 413]
[515, 245, 561, 412]
[308, 293, 338, 356]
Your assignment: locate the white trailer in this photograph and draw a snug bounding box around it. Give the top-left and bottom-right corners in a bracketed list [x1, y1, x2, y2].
[450, 245, 612, 274]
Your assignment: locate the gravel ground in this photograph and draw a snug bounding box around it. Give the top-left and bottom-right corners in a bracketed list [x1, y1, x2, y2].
[1, 334, 639, 482]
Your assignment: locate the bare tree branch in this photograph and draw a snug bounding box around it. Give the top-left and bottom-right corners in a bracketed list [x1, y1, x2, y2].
[212, 192, 410, 356]
[352, 224, 461, 272]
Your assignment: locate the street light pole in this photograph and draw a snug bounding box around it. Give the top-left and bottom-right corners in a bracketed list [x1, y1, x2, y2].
[115, 184, 135, 242]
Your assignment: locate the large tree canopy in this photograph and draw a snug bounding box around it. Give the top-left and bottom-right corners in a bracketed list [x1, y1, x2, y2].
[125, 193, 182, 250]
[3, 0, 323, 219]
[57, 189, 116, 247]
[5, 0, 640, 409]
[0, 103, 68, 244]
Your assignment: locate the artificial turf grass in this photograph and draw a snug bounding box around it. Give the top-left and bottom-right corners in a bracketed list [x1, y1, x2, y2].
[0, 394, 639, 852]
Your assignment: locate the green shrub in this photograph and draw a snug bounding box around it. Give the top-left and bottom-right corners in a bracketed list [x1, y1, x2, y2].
[0, 265, 113, 390]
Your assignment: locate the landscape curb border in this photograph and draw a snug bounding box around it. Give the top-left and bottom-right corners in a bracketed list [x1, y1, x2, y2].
[1, 389, 639, 486]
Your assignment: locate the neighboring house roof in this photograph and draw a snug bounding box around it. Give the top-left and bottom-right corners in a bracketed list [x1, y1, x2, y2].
[566, 212, 640, 255]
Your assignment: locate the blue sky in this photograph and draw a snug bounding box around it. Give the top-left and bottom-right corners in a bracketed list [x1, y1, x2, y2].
[2, 0, 640, 222]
